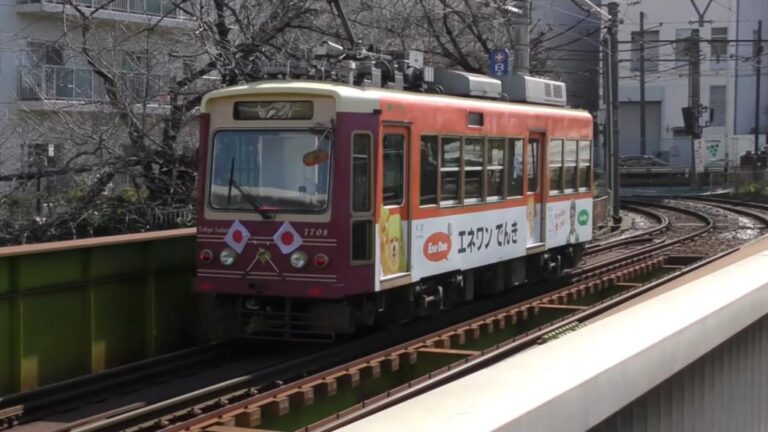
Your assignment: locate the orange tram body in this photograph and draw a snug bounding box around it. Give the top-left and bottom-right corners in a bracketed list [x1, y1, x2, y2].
[195, 81, 594, 339]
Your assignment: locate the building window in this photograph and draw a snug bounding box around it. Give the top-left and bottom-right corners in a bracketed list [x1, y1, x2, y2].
[672, 127, 690, 138]
[630, 30, 659, 72]
[578, 141, 592, 190]
[675, 29, 699, 61]
[709, 85, 726, 127]
[463, 137, 484, 202]
[26, 41, 64, 66]
[549, 139, 563, 194]
[382, 134, 405, 206]
[507, 138, 524, 197]
[486, 138, 504, 200]
[352, 133, 372, 213]
[420, 135, 438, 206]
[440, 136, 461, 204]
[564, 140, 578, 191]
[710, 27, 728, 61]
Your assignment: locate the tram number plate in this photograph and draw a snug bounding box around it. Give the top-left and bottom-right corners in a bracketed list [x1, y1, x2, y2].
[304, 228, 329, 237]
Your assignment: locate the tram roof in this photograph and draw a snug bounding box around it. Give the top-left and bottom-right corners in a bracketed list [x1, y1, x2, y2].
[200, 80, 591, 119]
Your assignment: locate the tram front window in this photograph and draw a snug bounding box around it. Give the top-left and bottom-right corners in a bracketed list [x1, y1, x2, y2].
[209, 130, 331, 213]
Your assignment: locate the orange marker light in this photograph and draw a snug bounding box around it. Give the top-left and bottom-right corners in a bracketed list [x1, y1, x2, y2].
[303, 149, 330, 166]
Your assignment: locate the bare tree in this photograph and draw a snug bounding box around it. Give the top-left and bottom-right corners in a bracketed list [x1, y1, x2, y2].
[0, 0, 330, 244]
[0, 0, 600, 245]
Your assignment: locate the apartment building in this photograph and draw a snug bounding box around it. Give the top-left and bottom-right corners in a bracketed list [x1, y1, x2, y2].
[0, 0, 195, 200]
[616, 0, 767, 167]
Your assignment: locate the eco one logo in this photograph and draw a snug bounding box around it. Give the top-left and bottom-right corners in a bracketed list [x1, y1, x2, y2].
[578, 209, 590, 226]
[422, 232, 452, 262]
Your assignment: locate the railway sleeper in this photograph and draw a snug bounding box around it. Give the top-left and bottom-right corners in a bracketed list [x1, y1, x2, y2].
[260, 396, 289, 417]
[234, 406, 262, 428]
[282, 386, 315, 407]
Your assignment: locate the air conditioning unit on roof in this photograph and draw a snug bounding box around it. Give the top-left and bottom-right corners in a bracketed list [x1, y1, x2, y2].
[501, 74, 567, 106]
[432, 69, 502, 99]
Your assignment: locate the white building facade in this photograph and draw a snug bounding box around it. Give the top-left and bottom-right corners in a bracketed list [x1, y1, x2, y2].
[616, 0, 767, 167]
[0, 0, 194, 198]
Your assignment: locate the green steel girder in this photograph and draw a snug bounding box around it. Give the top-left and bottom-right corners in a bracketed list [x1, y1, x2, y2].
[0, 229, 197, 396]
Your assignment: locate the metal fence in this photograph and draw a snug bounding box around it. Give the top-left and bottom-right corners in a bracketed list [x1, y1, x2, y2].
[16, 0, 191, 19]
[142, 206, 195, 229]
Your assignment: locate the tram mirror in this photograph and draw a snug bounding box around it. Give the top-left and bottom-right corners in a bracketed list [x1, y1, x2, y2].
[303, 149, 330, 166]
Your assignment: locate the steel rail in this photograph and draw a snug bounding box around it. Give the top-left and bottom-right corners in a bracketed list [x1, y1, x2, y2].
[74, 201, 719, 432]
[143, 258, 673, 432]
[0, 342, 235, 429]
[310, 244, 746, 432]
[584, 204, 669, 255]
[682, 200, 768, 228]
[573, 200, 713, 277]
[684, 196, 768, 212]
[5, 200, 726, 432]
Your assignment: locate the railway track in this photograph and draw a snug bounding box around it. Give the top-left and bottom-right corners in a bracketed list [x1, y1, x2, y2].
[3, 198, 766, 432]
[583, 205, 668, 256]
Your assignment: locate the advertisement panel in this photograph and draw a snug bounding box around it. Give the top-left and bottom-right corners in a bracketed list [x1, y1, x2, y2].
[545, 198, 593, 249]
[410, 206, 528, 280]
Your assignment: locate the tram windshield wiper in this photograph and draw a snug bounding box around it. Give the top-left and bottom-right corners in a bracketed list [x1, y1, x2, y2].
[227, 157, 275, 220]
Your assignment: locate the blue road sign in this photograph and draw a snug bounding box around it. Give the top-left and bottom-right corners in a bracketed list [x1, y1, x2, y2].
[489, 49, 509, 76]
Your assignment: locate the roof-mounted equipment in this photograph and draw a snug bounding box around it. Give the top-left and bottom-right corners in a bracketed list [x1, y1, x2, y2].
[500, 74, 567, 107]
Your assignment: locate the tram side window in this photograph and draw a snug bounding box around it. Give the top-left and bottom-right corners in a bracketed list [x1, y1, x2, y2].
[464, 137, 484, 202]
[487, 138, 504, 200]
[564, 140, 578, 191]
[506, 138, 524, 197]
[352, 133, 372, 213]
[420, 135, 438, 206]
[383, 134, 404, 206]
[549, 139, 564, 194]
[440, 136, 461, 204]
[578, 140, 592, 190]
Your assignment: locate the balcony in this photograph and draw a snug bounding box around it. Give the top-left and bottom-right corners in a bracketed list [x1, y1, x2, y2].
[19, 64, 171, 110]
[16, 0, 194, 29]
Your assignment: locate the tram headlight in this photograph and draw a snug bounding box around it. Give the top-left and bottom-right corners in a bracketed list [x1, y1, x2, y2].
[219, 248, 237, 266]
[290, 250, 309, 269]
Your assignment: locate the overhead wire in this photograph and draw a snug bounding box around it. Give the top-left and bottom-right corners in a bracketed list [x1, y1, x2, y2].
[527, 0, 604, 25]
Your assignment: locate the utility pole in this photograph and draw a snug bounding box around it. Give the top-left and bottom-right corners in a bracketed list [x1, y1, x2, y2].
[513, 0, 530, 75]
[687, 30, 702, 187]
[754, 20, 763, 154]
[607, 2, 620, 221]
[684, 0, 711, 188]
[639, 11, 647, 156]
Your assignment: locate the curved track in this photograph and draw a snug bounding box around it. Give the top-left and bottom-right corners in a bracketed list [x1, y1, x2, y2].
[3, 198, 767, 432]
[584, 205, 668, 256]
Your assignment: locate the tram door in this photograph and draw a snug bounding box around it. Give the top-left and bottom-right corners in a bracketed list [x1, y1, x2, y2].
[379, 126, 410, 279]
[526, 134, 545, 248]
